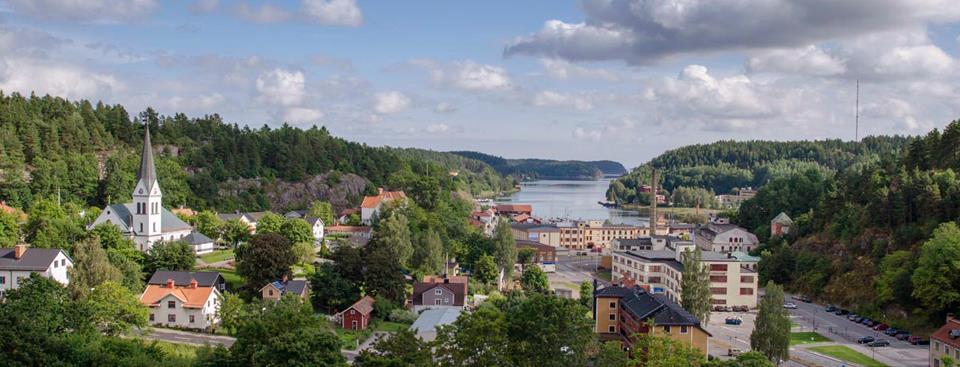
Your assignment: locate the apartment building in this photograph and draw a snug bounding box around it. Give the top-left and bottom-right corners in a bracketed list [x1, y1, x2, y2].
[558, 220, 650, 250]
[594, 284, 711, 355]
[510, 223, 561, 247]
[694, 222, 759, 253]
[611, 238, 758, 308]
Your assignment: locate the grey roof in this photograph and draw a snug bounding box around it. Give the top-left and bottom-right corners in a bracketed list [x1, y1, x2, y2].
[621, 250, 683, 272]
[595, 285, 707, 332]
[410, 308, 462, 333]
[105, 204, 193, 233]
[245, 211, 270, 221]
[148, 271, 224, 288]
[182, 232, 214, 246]
[218, 213, 242, 221]
[305, 217, 323, 226]
[772, 212, 793, 224]
[284, 210, 307, 218]
[264, 279, 309, 295]
[616, 238, 653, 248]
[510, 222, 559, 232]
[137, 126, 158, 193]
[0, 248, 66, 271]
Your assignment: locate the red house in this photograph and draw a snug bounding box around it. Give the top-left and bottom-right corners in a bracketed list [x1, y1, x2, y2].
[340, 296, 374, 330]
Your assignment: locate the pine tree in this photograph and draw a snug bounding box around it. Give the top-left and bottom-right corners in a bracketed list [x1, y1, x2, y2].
[680, 247, 712, 324]
[751, 281, 790, 363]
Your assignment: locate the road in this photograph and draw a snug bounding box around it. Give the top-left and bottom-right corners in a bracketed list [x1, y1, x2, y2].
[549, 254, 609, 298]
[786, 295, 928, 367]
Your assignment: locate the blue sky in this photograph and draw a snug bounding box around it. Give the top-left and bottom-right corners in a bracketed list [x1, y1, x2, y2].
[2, 0, 960, 168]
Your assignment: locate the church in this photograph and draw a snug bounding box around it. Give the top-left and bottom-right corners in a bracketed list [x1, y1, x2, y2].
[89, 128, 214, 254]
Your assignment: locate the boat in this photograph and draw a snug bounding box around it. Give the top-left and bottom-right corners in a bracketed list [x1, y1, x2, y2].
[597, 201, 619, 208]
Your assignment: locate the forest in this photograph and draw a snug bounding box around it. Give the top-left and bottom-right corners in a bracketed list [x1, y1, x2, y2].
[451, 150, 627, 180]
[607, 137, 913, 205]
[0, 92, 512, 213]
[736, 120, 960, 331]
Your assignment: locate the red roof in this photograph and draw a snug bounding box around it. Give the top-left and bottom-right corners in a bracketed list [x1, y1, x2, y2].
[496, 204, 532, 213]
[469, 219, 484, 229]
[342, 295, 374, 315]
[360, 189, 406, 209]
[932, 316, 960, 349]
[140, 279, 216, 309]
[412, 276, 468, 306]
[512, 214, 531, 222]
[471, 211, 492, 218]
[327, 225, 372, 233]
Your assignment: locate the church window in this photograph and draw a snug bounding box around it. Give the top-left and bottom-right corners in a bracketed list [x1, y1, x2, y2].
[140, 223, 143, 232]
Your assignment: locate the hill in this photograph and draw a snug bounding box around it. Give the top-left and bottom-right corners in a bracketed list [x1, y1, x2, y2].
[450, 151, 627, 180]
[0, 92, 510, 212]
[730, 120, 960, 331]
[606, 137, 912, 205]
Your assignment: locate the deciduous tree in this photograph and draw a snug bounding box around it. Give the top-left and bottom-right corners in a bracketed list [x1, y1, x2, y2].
[309, 263, 359, 314]
[82, 280, 147, 336]
[751, 281, 790, 363]
[372, 212, 413, 268]
[68, 237, 122, 299]
[143, 241, 195, 275]
[492, 218, 516, 279]
[236, 233, 295, 294]
[254, 212, 284, 234]
[681, 247, 712, 324]
[912, 222, 960, 311]
[281, 218, 314, 245]
[474, 254, 497, 285]
[520, 266, 550, 294]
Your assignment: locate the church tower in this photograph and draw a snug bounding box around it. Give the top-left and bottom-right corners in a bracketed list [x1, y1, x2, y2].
[132, 126, 163, 249]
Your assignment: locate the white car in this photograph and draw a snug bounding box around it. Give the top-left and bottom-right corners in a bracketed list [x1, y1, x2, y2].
[783, 302, 798, 309]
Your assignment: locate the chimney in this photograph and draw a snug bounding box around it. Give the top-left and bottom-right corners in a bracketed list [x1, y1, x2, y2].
[949, 313, 956, 323]
[13, 244, 27, 260]
[189, 279, 198, 289]
[166, 278, 175, 289]
[281, 274, 288, 284]
[378, 188, 384, 195]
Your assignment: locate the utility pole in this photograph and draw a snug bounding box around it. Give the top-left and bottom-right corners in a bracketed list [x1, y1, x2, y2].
[650, 168, 658, 235]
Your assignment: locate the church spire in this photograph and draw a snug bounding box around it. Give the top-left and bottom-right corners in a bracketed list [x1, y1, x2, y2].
[138, 125, 158, 193]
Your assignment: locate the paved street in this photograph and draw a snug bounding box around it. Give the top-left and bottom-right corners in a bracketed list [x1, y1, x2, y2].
[549, 254, 609, 298]
[786, 296, 928, 367]
[132, 327, 236, 347]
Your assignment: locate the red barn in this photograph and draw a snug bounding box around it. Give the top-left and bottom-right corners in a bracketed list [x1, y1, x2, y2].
[340, 296, 374, 330]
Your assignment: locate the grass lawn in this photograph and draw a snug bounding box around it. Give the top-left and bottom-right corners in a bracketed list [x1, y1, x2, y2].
[214, 268, 244, 291]
[375, 321, 409, 332]
[809, 346, 889, 367]
[151, 340, 200, 359]
[789, 332, 831, 345]
[336, 328, 372, 350]
[596, 269, 612, 282]
[199, 249, 234, 264]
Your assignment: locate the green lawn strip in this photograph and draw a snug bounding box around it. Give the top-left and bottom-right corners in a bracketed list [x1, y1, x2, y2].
[199, 249, 234, 264]
[375, 321, 409, 332]
[336, 327, 373, 350]
[214, 268, 244, 291]
[808, 345, 888, 367]
[596, 270, 612, 282]
[789, 332, 830, 345]
[150, 340, 200, 359]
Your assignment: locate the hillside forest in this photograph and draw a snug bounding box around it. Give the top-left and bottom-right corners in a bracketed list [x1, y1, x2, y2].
[451, 150, 627, 180]
[733, 120, 960, 331]
[0, 92, 513, 213]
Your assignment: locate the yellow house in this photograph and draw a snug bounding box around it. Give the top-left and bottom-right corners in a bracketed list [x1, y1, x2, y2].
[594, 284, 711, 356]
[260, 277, 310, 302]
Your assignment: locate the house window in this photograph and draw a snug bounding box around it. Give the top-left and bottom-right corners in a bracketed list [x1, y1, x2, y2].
[609, 301, 616, 309]
[268, 290, 274, 296]
[153, 223, 157, 232]
[61, 259, 66, 266]
[608, 325, 616, 333]
[711, 287, 727, 295]
[709, 264, 728, 272]
[16, 277, 23, 286]
[663, 326, 671, 333]
[711, 299, 727, 305]
[140, 223, 143, 232]
[350, 310, 355, 315]
[435, 299, 442, 305]
[709, 275, 727, 283]
[149, 314, 155, 322]
[168, 314, 176, 322]
[740, 276, 754, 283]
[189, 315, 195, 323]
[53, 261, 57, 268]
[0, 276, 5, 284]
[167, 301, 176, 308]
[740, 288, 754, 295]
[435, 289, 443, 295]
[608, 313, 616, 321]
[680, 326, 689, 334]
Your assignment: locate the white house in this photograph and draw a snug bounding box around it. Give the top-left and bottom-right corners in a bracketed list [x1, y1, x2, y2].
[0, 245, 72, 297]
[305, 217, 324, 244]
[88, 128, 210, 254]
[694, 223, 759, 253]
[140, 277, 221, 331]
[360, 189, 406, 224]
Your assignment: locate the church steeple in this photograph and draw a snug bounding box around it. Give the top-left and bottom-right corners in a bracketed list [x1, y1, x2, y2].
[138, 125, 158, 193]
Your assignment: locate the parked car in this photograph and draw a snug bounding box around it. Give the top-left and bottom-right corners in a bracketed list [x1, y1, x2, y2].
[725, 317, 743, 325]
[714, 305, 726, 312]
[895, 333, 911, 341]
[836, 309, 849, 315]
[825, 305, 838, 312]
[854, 317, 866, 323]
[857, 336, 875, 344]
[908, 336, 929, 345]
[873, 323, 889, 331]
[734, 305, 750, 312]
[847, 314, 858, 321]
[798, 295, 812, 303]
[728, 348, 743, 357]
[868, 340, 890, 347]
[862, 318, 874, 326]
[883, 327, 898, 335]
[783, 302, 798, 309]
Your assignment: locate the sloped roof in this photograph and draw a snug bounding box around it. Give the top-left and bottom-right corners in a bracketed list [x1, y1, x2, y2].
[412, 277, 468, 306]
[139, 283, 216, 309]
[182, 232, 214, 246]
[360, 190, 406, 209]
[596, 285, 709, 334]
[771, 212, 794, 224]
[305, 217, 324, 227]
[0, 248, 66, 271]
[932, 317, 960, 349]
[137, 126, 158, 193]
[262, 279, 309, 296]
[148, 271, 224, 288]
[104, 203, 193, 233]
[496, 204, 532, 213]
[516, 240, 556, 253]
[343, 295, 375, 315]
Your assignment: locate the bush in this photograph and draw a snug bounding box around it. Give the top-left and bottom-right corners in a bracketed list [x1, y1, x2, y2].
[388, 309, 418, 324]
[372, 295, 399, 320]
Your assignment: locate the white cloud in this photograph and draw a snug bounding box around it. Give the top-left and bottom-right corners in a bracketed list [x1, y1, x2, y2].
[302, 0, 363, 27]
[166, 93, 225, 111]
[6, 0, 158, 22]
[0, 58, 123, 100]
[413, 59, 512, 92]
[434, 102, 456, 113]
[505, 0, 960, 64]
[283, 107, 325, 124]
[540, 58, 619, 81]
[532, 90, 594, 111]
[573, 127, 603, 142]
[234, 3, 291, 23]
[373, 91, 411, 114]
[747, 45, 846, 76]
[425, 123, 449, 134]
[191, 0, 219, 13]
[256, 68, 305, 106]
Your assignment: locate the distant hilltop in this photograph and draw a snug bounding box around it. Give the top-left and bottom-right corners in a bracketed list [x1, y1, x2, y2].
[450, 151, 626, 180]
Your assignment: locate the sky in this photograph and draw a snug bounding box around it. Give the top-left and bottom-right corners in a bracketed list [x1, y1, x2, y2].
[2, 0, 960, 168]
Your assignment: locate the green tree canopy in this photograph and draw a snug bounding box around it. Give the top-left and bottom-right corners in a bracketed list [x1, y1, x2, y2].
[912, 222, 960, 311]
[236, 233, 295, 295]
[751, 281, 790, 363]
[681, 248, 712, 324]
[143, 241, 195, 275]
[520, 266, 550, 294]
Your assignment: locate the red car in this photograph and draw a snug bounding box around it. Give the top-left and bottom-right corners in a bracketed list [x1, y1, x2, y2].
[873, 323, 889, 331]
[908, 336, 929, 345]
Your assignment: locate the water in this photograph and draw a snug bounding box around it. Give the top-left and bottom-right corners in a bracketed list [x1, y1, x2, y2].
[495, 179, 650, 226]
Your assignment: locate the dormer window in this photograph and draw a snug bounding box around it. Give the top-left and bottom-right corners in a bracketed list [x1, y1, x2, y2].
[435, 288, 442, 295]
